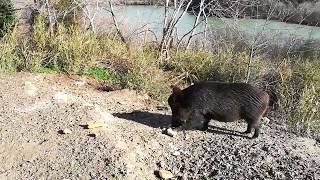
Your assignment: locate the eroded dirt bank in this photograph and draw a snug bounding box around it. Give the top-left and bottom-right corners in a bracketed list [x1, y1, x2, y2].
[0, 73, 319, 179]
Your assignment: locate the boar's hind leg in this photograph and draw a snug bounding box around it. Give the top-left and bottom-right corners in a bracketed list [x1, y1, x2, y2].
[244, 117, 261, 138]
[202, 115, 211, 131]
[252, 127, 260, 138]
[252, 117, 262, 138]
[202, 120, 210, 131]
[244, 114, 264, 138]
[244, 123, 252, 134]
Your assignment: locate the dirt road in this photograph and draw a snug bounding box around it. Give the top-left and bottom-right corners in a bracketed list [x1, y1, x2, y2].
[0, 73, 319, 179]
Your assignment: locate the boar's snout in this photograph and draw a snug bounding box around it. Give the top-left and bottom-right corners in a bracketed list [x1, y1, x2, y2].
[168, 94, 183, 128]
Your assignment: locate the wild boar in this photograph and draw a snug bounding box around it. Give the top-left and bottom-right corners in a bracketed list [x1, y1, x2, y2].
[168, 81, 270, 138]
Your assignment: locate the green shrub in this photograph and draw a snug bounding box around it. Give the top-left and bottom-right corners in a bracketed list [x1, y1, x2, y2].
[0, 0, 16, 38]
[0, 30, 19, 72]
[37, 67, 61, 73]
[84, 67, 147, 92]
[84, 67, 116, 81]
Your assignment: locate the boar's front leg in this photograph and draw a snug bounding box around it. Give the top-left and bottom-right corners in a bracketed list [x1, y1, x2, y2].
[186, 110, 209, 131]
[244, 123, 253, 134]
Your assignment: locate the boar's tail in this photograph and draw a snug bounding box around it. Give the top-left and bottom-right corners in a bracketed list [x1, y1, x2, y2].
[259, 87, 278, 117]
[266, 89, 278, 111]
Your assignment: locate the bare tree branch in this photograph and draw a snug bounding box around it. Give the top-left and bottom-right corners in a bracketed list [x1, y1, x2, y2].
[186, 0, 205, 49]
[107, 0, 127, 45]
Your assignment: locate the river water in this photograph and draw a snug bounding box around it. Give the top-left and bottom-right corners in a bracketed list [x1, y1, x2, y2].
[112, 5, 320, 42]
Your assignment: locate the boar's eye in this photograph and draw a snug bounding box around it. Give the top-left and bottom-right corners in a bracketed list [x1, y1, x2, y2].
[168, 95, 179, 108]
[171, 85, 182, 95]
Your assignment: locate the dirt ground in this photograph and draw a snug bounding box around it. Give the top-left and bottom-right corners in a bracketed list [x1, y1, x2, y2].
[0, 73, 319, 179]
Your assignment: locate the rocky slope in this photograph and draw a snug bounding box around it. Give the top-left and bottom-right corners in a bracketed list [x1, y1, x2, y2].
[0, 73, 319, 179]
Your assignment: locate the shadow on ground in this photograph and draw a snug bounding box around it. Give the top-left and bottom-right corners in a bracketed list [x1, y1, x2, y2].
[113, 111, 172, 128]
[113, 111, 252, 139]
[208, 125, 251, 139]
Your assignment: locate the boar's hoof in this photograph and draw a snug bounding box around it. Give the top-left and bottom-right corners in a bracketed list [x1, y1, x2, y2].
[252, 132, 259, 139]
[242, 128, 252, 134]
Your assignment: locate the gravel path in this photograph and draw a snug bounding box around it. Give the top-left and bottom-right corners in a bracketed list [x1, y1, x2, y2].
[0, 73, 319, 179]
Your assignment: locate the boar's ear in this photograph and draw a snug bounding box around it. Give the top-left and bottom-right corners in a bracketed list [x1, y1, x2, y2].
[170, 85, 182, 95]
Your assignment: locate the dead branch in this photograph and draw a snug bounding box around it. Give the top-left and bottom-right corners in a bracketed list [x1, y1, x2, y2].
[107, 0, 127, 45]
[159, 0, 193, 57]
[44, 0, 53, 35]
[80, 0, 100, 31]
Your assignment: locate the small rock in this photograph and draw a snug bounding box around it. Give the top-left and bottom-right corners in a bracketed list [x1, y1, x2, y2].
[262, 117, 270, 124]
[158, 170, 174, 179]
[184, 151, 191, 155]
[156, 105, 168, 110]
[75, 79, 86, 86]
[24, 81, 37, 96]
[262, 145, 270, 152]
[169, 143, 178, 151]
[86, 122, 106, 129]
[117, 101, 125, 105]
[226, 164, 232, 170]
[173, 151, 181, 156]
[165, 128, 177, 137]
[184, 135, 190, 140]
[54, 92, 69, 103]
[62, 128, 72, 134]
[0, 173, 7, 179]
[88, 133, 97, 138]
[157, 161, 166, 168]
[275, 171, 285, 179]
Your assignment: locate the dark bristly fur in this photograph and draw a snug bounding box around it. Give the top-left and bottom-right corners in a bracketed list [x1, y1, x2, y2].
[168, 81, 270, 138]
